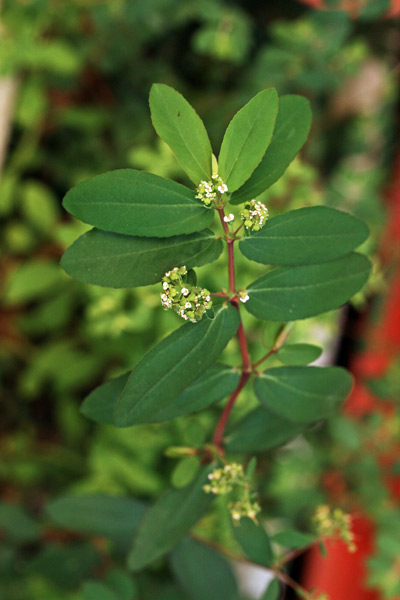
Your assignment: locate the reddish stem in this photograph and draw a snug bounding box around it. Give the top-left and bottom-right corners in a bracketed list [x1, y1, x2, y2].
[252, 347, 277, 369]
[212, 371, 250, 449]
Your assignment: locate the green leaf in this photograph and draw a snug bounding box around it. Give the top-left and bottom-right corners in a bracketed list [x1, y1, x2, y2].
[232, 517, 273, 567]
[3, 260, 64, 305]
[81, 364, 239, 425]
[63, 170, 213, 237]
[239, 206, 369, 266]
[114, 306, 240, 427]
[244, 252, 371, 321]
[82, 582, 117, 600]
[218, 89, 278, 193]
[254, 366, 353, 423]
[149, 84, 212, 185]
[128, 467, 213, 571]
[61, 228, 222, 288]
[171, 456, 200, 488]
[230, 95, 311, 204]
[260, 579, 281, 600]
[170, 537, 240, 600]
[0, 502, 40, 544]
[277, 343, 322, 366]
[226, 406, 305, 453]
[29, 543, 101, 589]
[46, 495, 147, 552]
[104, 570, 137, 600]
[272, 530, 315, 549]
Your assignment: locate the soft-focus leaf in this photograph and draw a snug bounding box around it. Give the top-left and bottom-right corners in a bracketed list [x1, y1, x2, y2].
[114, 306, 239, 427]
[171, 456, 200, 488]
[239, 206, 369, 265]
[170, 537, 240, 600]
[219, 89, 278, 192]
[226, 406, 305, 453]
[272, 530, 315, 549]
[3, 260, 64, 304]
[61, 228, 222, 288]
[46, 495, 147, 552]
[149, 84, 212, 185]
[232, 517, 273, 567]
[230, 95, 311, 204]
[277, 343, 322, 365]
[29, 543, 101, 589]
[0, 502, 40, 543]
[81, 364, 239, 425]
[63, 170, 213, 237]
[128, 467, 213, 571]
[260, 579, 281, 600]
[244, 253, 371, 321]
[254, 366, 353, 423]
[82, 582, 117, 600]
[104, 569, 138, 600]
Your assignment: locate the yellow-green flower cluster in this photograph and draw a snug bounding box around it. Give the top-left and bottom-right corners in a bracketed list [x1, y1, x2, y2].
[203, 463, 261, 525]
[195, 175, 228, 206]
[314, 505, 356, 553]
[240, 199, 269, 231]
[160, 266, 212, 323]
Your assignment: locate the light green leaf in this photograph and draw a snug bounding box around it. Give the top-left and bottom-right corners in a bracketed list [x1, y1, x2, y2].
[114, 306, 240, 427]
[230, 95, 311, 204]
[81, 364, 239, 425]
[232, 517, 273, 567]
[3, 260, 64, 305]
[272, 530, 315, 549]
[63, 170, 213, 237]
[254, 366, 353, 423]
[149, 84, 212, 185]
[244, 252, 371, 321]
[128, 467, 213, 571]
[170, 537, 240, 600]
[226, 406, 305, 453]
[46, 495, 146, 552]
[171, 456, 200, 488]
[61, 228, 222, 288]
[218, 89, 278, 193]
[239, 206, 369, 265]
[277, 343, 322, 366]
[260, 579, 281, 600]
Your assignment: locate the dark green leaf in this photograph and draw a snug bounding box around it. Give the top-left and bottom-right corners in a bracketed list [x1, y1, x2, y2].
[114, 306, 239, 427]
[63, 170, 213, 237]
[149, 84, 212, 185]
[104, 570, 138, 600]
[239, 207, 369, 266]
[46, 495, 147, 552]
[61, 228, 222, 288]
[170, 537, 240, 600]
[219, 89, 278, 193]
[226, 406, 305, 453]
[254, 366, 353, 423]
[0, 502, 40, 544]
[82, 582, 117, 600]
[81, 364, 239, 425]
[29, 543, 101, 589]
[277, 343, 322, 366]
[232, 517, 273, 567]
[272, 530, 315, 549]
[260, 579, 281, 600]
[244, 253, 371, 321]
[128, 467, 213, 571]
[230, 95, 311, 204]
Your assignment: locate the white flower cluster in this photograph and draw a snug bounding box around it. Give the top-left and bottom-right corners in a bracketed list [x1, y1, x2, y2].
[161, 266, 212, 323]
[195, 174, 228, 206]
[240, 199, 269, 231]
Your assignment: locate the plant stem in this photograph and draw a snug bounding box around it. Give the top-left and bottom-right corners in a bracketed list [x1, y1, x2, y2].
[252, 323, 293, 369]
[212, 371, 250, 449]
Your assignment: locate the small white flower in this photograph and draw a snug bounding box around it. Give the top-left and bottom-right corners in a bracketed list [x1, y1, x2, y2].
[223, 213, 235, 223]
[218, 184, 228, 194]
[185, 302, 192, 309]
[240, 294, 250, 303]
[181, 287, 189, 296]
[162, 282, 169, 290]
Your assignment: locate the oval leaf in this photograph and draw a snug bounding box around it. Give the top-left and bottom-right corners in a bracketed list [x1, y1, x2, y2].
[63, 170, 213, 237]
[128, 467, 213, 571]
[226, 406, 306, 453]
[170, 537, 240, 600]
[272, 530, 315, 549]
[277, 343, 322, 366]
[81, 364, 239, 425]
[114, 305, 240, 427]
[61, 228, 222, 288]
[239, 206, 369, 266]
[244, 252, 371, 321]
[232, 517, 273, 567]
[230, 95, 312, 205]
[218, 89, 278, 193]
[254, 366, 353, 423]
[149, 84, 212, 185]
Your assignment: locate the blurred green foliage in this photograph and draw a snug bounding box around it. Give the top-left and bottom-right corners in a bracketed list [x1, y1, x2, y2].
[0, 0, 399, 598]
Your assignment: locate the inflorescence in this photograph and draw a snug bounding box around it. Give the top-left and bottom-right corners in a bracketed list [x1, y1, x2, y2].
[160, 266, 212, 323]
[240, 199, 269, 231]
[314, 505, 356, 554]
[196, 174, 228, 207]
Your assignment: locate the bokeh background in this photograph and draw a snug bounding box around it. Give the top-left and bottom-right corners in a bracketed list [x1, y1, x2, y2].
[1, 1, 400, 599]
